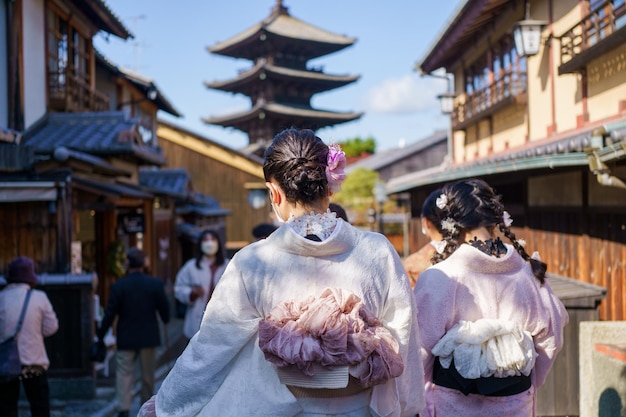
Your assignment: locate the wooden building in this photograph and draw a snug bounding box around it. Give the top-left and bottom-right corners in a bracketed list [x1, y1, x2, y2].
[157, 120, 271, 251]
[0, 0, 204, 398]
[388, 0, 626, 323]
[204, 0, 362, 155]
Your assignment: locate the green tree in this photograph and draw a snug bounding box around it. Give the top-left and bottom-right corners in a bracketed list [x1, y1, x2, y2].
[339, 136, 376, 157]
[333, 168, 379, 226]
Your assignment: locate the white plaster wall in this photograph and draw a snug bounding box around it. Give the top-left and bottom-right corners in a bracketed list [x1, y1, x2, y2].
[0, 0, 8, 127]
[22, 0, 47, 129]
[579, 321, 626, 417]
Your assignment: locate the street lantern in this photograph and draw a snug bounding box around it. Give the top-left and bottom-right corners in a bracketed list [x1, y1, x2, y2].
[437, 92, 455, 115]
[513, 2, 547, 57]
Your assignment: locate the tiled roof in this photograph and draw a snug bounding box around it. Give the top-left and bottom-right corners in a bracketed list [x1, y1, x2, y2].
[205, 61, 359, 93]
[176, 192, 231, 217]
[0, 143, 35, 171]
[203, 102, 362, 129]
[76, 0, 133, 40]
[209, 5, 355, 61]
[387, 127, 600, 194]
[95, 52, 182, 117]
[22, 111, 165, 165]
[139, 168, 191, 199]
[348, 130, 447, 172]
[547, 273, 606, 308]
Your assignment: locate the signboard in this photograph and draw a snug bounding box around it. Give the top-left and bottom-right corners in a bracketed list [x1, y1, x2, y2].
[118, 213, 145, 234]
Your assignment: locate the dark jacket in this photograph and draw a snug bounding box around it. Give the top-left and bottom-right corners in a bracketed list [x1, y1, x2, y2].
[98, 271, 170, 350]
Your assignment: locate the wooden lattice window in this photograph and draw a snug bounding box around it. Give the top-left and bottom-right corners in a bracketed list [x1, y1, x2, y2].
[45, 2, 105, 112]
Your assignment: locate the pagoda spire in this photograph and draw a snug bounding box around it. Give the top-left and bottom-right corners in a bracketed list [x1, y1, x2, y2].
[272, 0, 288, 16]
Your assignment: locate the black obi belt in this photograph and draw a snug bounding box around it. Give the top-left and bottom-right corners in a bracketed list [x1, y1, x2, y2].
[433, 357, 531, 397]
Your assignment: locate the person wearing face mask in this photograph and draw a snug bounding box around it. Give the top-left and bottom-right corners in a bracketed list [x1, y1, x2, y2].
[173, 229, 229, 340]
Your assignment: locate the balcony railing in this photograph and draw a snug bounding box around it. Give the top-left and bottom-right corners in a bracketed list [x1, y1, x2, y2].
[48, 70, 110, 112]
[452, 70, 528, 129]
[558, 0, 626, 74]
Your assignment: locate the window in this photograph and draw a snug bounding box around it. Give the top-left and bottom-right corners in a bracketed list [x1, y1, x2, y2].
[46, 2, 100, 111]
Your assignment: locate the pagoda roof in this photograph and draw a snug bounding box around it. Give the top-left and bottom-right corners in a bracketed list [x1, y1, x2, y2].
[202, 102, 362, 131]
[208, 4, 356, 61]
[205, 61, 359, 95]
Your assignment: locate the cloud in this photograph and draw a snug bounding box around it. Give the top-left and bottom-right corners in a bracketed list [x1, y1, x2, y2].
[364, 74, 443, 114]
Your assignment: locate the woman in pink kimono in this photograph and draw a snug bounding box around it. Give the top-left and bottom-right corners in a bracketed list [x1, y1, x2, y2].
[414, 178, 568, 417]
[139, 128, 425, 417]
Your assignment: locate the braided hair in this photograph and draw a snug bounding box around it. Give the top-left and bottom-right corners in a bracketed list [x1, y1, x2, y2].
[431, 178, 546, 283]
[263, 128, 329, 205]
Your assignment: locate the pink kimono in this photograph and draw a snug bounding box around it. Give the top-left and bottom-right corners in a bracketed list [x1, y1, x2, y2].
[414, 244, 568, 417]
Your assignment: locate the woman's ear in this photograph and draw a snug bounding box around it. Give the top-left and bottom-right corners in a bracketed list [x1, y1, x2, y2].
[266, 181, 282, 204]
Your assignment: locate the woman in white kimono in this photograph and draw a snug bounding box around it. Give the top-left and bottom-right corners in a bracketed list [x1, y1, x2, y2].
[139, 128, 425, 417]
[413, 178, 568, 417]
[173, 229, 229, 340]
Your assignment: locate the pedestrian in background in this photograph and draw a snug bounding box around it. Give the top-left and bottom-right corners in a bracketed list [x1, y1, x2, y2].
[403, 189, 444, 287]
[329, 202, 349, 223]
[251, 223, 278, 241]
[414, 178, 568, 417]
[173, 230, 229, 340]
[97, 248, 170, 417]
[139, 128, 424, 417]
[0, 256, 58, 417]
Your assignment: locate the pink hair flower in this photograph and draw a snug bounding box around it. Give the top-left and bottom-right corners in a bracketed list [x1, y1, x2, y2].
[326, 144, 346, 193]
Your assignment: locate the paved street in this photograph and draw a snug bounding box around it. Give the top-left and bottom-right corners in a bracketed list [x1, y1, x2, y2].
[17, 318, 185, 417]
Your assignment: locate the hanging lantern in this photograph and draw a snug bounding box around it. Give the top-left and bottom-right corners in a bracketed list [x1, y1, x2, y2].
[513, 2, 547, 57]
[437, 92, 455, 115]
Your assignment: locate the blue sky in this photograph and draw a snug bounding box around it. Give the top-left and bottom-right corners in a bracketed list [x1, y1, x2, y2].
[95, 1, 463, 152]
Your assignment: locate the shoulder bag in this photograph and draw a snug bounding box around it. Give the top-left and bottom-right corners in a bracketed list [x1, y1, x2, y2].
[0, 289, 32, 382]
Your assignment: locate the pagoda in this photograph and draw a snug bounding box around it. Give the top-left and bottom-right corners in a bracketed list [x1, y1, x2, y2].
[203, 0, 362, 153]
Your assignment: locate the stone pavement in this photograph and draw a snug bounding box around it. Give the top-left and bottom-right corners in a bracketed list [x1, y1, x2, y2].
[17, 318, 186, 417]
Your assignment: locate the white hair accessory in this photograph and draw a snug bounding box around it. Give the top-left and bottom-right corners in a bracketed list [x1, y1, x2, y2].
[436, 194, 448, 210]
[441, 218, 457, 233]
[502, 211, 513, 227]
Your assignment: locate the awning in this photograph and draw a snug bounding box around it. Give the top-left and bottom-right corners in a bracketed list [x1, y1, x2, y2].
[387, 152, 590, 194]
[72, 177, 153, 199]
[0, 181, 58, 202]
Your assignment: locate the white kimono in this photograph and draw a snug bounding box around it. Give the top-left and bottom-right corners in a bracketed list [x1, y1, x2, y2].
[154, 216, 425, 417]
[174, 257, 229, 339]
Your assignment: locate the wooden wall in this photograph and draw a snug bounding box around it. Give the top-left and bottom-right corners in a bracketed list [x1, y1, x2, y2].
[0, 201, 59, 273]
[516, 226, 626, 321]
[158, 139, 270, 248]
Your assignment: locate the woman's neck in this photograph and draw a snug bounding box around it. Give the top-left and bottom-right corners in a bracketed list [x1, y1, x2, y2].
[462, 227, 493, 242]
[285, 198, 329, 218]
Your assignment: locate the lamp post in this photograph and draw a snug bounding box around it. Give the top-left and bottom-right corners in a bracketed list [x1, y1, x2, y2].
[513, 1, 548, 57]
[373, 182, 387, 234]
[438, 91, 455, 165]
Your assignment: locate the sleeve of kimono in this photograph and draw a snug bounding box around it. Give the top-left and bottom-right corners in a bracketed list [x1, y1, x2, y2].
[412, 268, 455, 384]
[530, 278, 569, 387]
[173, 261, 195, 304]
[371, 239, 425, 417]
[155, 260, 297, 417]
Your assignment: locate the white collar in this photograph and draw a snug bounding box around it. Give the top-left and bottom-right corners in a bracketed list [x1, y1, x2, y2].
[286, 210, 338, 241]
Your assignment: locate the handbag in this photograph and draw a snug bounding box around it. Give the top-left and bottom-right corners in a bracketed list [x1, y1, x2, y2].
[0, 290, 32, 382]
